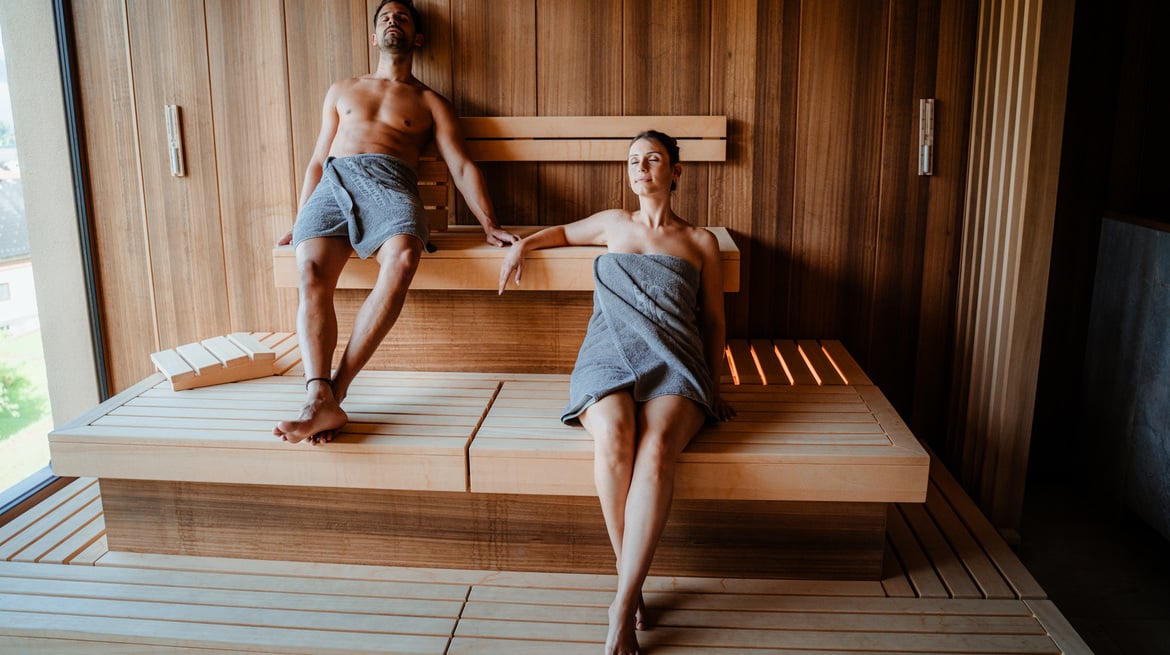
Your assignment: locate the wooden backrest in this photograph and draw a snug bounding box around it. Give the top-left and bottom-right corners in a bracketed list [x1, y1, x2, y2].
[420, 115, 727, 231]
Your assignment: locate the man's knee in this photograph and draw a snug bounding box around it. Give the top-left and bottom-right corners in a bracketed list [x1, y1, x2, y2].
[297, 257, 340, 291]
[376, 237, 423, 282]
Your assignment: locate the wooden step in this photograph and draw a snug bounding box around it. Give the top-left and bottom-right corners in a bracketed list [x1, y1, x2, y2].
[0, 560, 465, 654]
[0, 554, 1087, 654]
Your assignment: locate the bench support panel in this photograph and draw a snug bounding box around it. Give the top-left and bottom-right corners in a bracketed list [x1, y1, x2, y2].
[99, 479, 887, 580]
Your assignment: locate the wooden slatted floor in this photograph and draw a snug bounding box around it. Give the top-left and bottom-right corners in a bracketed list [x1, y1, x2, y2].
[4, 337, 1090, 651]
[0, 461, 1090, 653]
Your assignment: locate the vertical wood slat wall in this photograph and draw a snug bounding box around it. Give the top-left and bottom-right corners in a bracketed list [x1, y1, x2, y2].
[72, 0, 978, 457]
[947, 0, 1074, 531]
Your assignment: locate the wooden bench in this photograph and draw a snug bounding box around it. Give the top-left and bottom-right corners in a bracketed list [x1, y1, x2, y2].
[271, 115, 737, 293]
[47, 115, 930, 580]
[48, 334, 929, 581]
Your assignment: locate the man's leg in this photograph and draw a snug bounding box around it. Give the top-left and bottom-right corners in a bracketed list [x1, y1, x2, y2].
[605, 395, 705, 655]
[273, 237, 353, 443]
[330, 234, 422, 402]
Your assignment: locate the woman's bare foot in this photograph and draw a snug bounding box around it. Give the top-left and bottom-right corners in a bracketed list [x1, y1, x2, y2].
[605, 603, 640, 654]
[635, 593, 649, 631]
[273, 395, 347, 444]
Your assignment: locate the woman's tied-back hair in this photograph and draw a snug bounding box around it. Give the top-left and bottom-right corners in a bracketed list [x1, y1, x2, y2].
[630, 130, 681, 191]
[374, 0, 423, 34]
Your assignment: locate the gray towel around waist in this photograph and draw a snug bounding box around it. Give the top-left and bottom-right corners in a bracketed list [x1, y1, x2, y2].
[561, 252, 715, 424]
[292, 153, 430, 258]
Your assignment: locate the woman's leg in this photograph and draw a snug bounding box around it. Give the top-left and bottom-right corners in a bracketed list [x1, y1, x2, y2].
[579, 392, 638, 567]
[608, 395, 706, 655]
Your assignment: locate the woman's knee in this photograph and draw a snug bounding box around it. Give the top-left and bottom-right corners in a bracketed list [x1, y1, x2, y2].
[591, 420, 636, 469]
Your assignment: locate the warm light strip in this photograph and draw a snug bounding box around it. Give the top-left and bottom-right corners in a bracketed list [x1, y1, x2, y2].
[774, 345, 795, 386]
[821, 345, 850, 384]
[797, 344, 823, 386]
[724, 345, 741, 385]
[749, 345, 768, 385]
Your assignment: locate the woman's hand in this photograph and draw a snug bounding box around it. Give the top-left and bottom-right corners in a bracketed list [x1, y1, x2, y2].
[498, 242, 526, 294]
[276, 229, 293, 247]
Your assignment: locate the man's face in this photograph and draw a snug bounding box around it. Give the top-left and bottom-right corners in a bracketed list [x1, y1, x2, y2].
[374, 2, 422, 53]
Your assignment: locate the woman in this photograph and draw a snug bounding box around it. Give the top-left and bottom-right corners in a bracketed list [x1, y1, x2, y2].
[499, 130, 735, 654]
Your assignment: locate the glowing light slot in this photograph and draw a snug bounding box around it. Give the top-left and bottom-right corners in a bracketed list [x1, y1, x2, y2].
[749, 344, 768, 385]
[821, 345, 850, 384]
[797, 344, 823, 386]
[724, 345, 741, 385]
[774, 345, 795, 385]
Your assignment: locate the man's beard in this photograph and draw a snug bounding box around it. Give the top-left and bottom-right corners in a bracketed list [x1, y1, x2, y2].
[380, 33, 414, 55]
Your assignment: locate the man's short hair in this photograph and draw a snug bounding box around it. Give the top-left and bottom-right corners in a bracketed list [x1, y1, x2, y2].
[374, 0, 423, 34]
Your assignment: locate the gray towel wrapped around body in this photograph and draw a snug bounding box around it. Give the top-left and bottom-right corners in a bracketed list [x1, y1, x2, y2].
[292, 153, 432, 258]
[561, 252, 716, 424]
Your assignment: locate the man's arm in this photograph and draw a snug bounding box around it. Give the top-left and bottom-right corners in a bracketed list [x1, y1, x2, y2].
[277, 84, 341, 246]
[427, 91, 518, 247]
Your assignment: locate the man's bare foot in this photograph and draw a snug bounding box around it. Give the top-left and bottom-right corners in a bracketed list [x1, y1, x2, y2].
[273, 397, 347, 444]
[605, 604, 640, 655]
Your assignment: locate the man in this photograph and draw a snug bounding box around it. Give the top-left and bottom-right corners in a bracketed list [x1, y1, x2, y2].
[274, 0, 517, 444]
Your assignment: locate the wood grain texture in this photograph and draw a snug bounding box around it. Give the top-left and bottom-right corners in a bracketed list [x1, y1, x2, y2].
[708, 0, 757, 334]
[271, 226, 740, 292]
[537, 0, 624, 226]
[338, 289, 592, 373]
[407, 0, 454, 98]
[98, 479, 887, 579]
[286, 0, 370, 204]
[69, 1, 988, 506]
[623, 0, 711, 226]
[911, 0, 980, 450]
[70, 0, 157, 392]
[790, 0, 887, 345]
[126, 0, 231, 349]
[451, 0, 537, 225]
[947, 0, 1075, 530]
[206, 0, 298, 333]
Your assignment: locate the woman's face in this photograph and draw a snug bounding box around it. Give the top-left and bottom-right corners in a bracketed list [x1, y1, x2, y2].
[627, 138, 679, 195]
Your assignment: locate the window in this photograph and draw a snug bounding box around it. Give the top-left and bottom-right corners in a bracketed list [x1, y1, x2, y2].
[0, 4, 100, 503]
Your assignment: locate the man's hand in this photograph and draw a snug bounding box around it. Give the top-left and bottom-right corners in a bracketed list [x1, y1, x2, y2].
[277, 229, 294, 246]
[498, 242, 526, 294]
[485, 226, 520, 247]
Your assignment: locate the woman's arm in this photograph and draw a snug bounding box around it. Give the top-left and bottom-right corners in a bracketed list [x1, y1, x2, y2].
[497, 210, 616, 294]
[695, 230, 735, 421]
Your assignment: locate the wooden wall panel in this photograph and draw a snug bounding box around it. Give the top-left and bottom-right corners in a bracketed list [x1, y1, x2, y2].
[71, 0, 156, 392]
[286, 0, 370, 199]
[790, 0, 888, 348]
[452, 0, 537, 225]
[410, 0, 454, 99]
[70, 0, 990, 487]
[536, 0, 624, 225]
[708, 0, 758, 335]
[206, 0, 297, 333]
[623, 0, 711, 226]
[911, 0, 979, 448]
[864, 0, 931, 414]
[947, 0, 1074, 530]
[748, 0, 800, 339]
[125, 0, 230, 350]
[353, 291, 593, 373]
